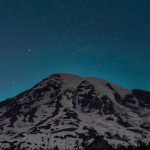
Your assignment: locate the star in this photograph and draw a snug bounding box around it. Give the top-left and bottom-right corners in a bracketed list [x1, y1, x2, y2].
[12, 81, 15, 86]
[28, 49, 31, 53]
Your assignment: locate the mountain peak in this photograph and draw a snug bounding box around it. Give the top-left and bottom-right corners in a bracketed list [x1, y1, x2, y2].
[0, 73, 150, 150]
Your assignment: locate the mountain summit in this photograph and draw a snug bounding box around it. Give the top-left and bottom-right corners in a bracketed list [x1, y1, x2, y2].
[0, 73, 150, 150]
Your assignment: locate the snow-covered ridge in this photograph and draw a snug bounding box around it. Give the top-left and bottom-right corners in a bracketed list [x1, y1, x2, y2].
[0, 73, 150, 150]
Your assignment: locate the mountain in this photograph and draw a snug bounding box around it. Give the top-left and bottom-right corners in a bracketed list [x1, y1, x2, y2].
[0, 73, 150, 150]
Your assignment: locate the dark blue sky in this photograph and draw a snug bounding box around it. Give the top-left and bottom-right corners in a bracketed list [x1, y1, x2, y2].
[0, 0, 150, 101]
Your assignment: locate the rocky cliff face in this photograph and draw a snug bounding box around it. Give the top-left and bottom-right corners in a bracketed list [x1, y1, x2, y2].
[0, 73, 150, 150]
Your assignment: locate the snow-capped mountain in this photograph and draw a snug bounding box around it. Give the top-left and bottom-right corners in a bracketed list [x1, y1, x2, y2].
[0, 73, 150, 150]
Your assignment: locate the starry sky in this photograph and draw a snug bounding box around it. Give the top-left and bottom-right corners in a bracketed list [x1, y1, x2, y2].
[0, 0, 150, 101]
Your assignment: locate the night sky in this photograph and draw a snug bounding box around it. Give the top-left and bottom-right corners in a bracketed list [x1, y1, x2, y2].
[0, 0, 150, 101]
